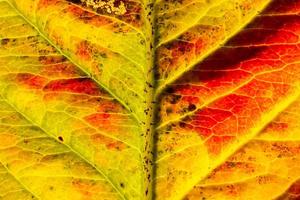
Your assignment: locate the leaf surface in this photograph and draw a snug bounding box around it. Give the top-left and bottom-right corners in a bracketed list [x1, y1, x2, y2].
[0, 0, 300, 200]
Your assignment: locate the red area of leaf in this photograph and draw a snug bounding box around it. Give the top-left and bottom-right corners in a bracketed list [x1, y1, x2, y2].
[16, 73, 47, 89]
[44, 78, 101, 95]
[264, 0, 300, 14]
[284, 180, 300, 198]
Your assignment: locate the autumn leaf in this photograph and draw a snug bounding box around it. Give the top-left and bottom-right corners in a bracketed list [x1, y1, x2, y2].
[0, 0, 299, 200]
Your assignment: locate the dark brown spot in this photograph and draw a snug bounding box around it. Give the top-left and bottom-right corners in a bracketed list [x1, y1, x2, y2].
[58, 136, 64, 142]
[1, 38, 9, 45]
[188, 104, 196, 111]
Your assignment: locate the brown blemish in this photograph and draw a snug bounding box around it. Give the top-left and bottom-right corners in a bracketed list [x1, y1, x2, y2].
[1, 38, 10, 45]
[58, 136, 64, 142]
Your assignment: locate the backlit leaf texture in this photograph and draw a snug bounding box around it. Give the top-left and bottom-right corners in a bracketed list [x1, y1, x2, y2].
[0, 0, 300, 200]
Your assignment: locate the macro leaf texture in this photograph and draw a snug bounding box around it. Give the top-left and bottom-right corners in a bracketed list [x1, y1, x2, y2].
[0, 0, 300, 199]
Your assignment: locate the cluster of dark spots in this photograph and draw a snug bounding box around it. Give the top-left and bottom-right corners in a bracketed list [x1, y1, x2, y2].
[144, 108, 150, 115]
[147, 2, 153, 10]
[167, 94, 181, 104]
[1, 37, 19, 46]
[146, 3, 153, 16]
[99, 52, 107, 58]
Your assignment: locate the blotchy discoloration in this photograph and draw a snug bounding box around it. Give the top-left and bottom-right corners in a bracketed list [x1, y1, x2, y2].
[65, 0, 145, 28]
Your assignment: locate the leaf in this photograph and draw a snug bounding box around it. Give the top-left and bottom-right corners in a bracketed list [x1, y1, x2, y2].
[0, 0, 300, 200]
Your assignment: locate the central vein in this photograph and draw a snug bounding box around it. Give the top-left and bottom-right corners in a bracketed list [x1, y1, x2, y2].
[142, 0, 158, 199]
